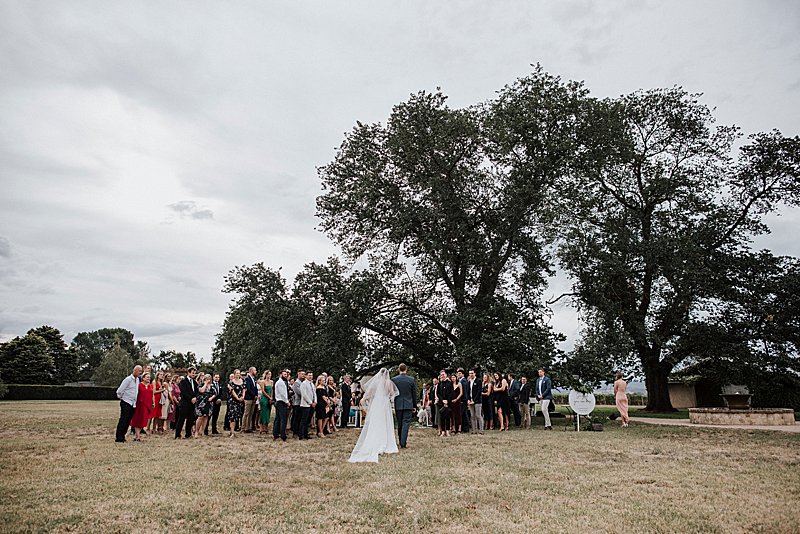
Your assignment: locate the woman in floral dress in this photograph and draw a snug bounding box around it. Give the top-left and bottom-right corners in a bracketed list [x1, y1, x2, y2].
[227, 369, 245, 437]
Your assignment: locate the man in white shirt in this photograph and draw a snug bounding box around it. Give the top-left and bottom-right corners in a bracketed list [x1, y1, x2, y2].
[272, 368, 290, 441]
[299, 371, 317, 440]
[290, 370, 305, 436]
[115, 365, 142, 443]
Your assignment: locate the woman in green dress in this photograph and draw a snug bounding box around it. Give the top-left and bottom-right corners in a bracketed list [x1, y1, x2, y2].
[258, 370, 273, 434]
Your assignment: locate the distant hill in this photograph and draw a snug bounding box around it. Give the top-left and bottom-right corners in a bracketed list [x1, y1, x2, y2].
[553, 382, 648, 396]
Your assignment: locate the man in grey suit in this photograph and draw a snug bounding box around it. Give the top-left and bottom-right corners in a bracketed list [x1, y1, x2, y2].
[391, 363, 417, 449]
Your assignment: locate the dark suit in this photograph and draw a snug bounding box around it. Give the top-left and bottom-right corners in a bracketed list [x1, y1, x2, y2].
[205, 381, 222, 434]
[519, 382, 532, 427]
[392, 373, 417, 448]
[175, 376, 197, 438]
[509, 379, 522, 427]
[435, 379, 453, 432]
[340, 382, 352, 428]
[459, 377, 470, 432]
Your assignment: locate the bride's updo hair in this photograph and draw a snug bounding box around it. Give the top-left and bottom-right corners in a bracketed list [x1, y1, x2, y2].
[380, 367, 388, 374]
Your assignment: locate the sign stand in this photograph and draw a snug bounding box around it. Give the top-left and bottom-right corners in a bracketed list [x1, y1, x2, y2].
[568, 391, 596, 432]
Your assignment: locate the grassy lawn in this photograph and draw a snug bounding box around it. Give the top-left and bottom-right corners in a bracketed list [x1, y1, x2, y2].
[0, 401, 798, 533]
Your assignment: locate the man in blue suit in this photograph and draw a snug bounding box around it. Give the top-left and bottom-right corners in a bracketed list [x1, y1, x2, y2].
[535, 367, 553, 430]
[391, 363, 417, 449]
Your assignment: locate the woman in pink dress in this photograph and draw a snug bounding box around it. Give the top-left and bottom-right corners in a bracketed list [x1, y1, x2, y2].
[614, 372, 630, 427]
[167, 375, 181, 429]
[149, 371, 167, 434]
[130, 372, 154, 441]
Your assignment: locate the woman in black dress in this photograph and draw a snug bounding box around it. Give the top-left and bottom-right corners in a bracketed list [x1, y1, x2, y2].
[493, 372, 511, 431]
[481, 373, 494, 430]
[315, 376, 329, 438]
[436, 370, 453, 437]
[450, 374, 463, 434]
[326, 376, 338, 434]
[193, 374, 216, 438]
[227, 369, 245, 437]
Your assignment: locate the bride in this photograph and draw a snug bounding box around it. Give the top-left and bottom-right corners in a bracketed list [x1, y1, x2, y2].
[348, 368, 399, 463]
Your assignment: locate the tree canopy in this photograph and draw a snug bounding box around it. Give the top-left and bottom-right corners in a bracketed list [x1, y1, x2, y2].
[212, 261, 364, 378]
[555, 87, 800, 410]
[70, 328, 146, 380]
[206, 67, 800, 407]
[91, 337, 135, 387]
[0, 332, 54, 384]
[315, 68, 593, 376]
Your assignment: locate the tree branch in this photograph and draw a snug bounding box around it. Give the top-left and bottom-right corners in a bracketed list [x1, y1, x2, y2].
[546, 292, 578, 305]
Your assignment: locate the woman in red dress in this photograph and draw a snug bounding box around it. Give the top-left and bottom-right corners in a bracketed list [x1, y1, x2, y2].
[130, 372, 154, 441]
[149, 371, 165, 435]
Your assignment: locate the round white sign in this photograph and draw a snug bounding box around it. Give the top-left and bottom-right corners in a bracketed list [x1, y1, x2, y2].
[568, 390, 596, 416]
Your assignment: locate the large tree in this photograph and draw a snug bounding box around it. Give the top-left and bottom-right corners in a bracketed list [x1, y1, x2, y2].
[673, 251, 800, 409]
[315, 67, 591, 375]
[556, 87, 800, 410]
[213, 261, 364, 378]
[27, 325, 76, 384]
[0, 333, 54, 384]
[70, 328, 138, 380]
[91, 338, 135, 387]
[152, 350, 200, 371]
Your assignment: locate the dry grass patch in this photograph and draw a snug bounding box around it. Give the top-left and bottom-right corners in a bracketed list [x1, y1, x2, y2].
[0, 401, 798, 533]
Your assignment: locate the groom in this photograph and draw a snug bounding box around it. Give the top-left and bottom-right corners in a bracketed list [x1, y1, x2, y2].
[391, 363, 417, 449]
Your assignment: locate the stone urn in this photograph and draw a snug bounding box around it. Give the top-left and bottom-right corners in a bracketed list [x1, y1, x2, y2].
[720, 384, 751, 409]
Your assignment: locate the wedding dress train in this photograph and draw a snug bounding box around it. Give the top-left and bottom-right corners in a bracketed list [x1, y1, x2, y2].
[348, 368, 399, 463]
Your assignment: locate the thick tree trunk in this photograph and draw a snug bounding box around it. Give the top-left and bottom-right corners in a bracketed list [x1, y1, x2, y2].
[642, 356, 677, 412]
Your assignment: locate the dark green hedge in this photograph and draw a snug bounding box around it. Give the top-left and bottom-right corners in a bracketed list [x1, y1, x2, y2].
[552, 393, 647, 406]
[2, 384, 117, 401]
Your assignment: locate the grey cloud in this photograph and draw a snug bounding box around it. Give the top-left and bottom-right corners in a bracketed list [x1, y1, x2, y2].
[134, 321, 216, 339]
[183, 168, 318, 232]
[162, 274, 207, 290]
[1, 1, 798, 361]
[0, 236, 11, 258]
[167, 201, 214, 220]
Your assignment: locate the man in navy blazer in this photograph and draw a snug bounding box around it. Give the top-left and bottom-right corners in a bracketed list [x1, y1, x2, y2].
[508, 373, 522, 427]
[535, 368, 554, 430]
[391, 363, 417, 449]
[243, 367, 258, 433]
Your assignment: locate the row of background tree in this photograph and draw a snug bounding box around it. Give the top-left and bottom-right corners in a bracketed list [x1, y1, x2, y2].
[0, 326, 210, 387]
[213, 66, 800, 412]
[2, 68, 797, 411]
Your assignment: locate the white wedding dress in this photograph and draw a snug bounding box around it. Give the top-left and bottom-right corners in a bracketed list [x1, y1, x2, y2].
[348, 369, 399, 463]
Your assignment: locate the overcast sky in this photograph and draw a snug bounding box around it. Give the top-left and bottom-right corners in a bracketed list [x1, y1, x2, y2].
[1, 1, 799, 359]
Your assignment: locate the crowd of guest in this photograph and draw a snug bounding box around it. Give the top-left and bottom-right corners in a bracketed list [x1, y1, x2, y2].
[115, 363, 628, 443]
[417, 367, 557, 436]
[115, 365, 363, 443]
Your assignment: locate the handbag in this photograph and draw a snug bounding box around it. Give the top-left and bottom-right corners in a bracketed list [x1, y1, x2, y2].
[160, 391, 169, 405]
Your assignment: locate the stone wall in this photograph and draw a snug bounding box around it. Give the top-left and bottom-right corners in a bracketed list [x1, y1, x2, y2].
[668, 383, 697, 409]
[689, 408, 795, 426]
